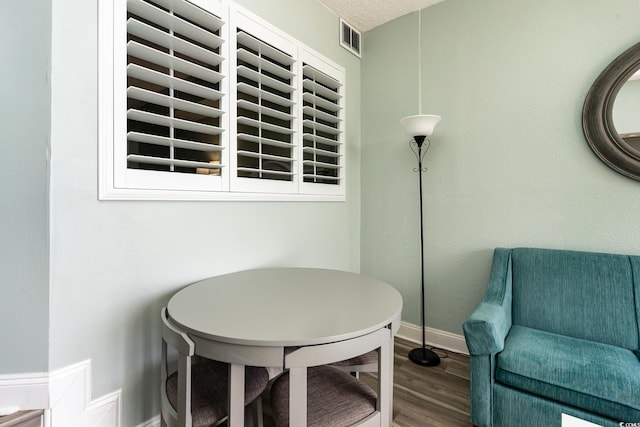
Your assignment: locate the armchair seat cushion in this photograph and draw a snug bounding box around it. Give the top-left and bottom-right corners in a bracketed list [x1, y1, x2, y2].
[496, 326, 640, 422]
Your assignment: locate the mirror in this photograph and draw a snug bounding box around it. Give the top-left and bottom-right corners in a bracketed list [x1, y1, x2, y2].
[612, 70, 640, 151]
[583, 41, 640, 181]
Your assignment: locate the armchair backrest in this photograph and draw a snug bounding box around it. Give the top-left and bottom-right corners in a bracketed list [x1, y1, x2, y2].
[510, 248, 640, 349]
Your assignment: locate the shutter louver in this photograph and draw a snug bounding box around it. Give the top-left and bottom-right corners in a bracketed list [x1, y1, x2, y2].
[236, 30, 296, 182]
[126, 0, 225, 176]
[302, 64, 343, 185]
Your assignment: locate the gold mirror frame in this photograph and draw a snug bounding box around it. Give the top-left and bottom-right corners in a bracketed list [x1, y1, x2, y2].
[583, 41, 640, 181]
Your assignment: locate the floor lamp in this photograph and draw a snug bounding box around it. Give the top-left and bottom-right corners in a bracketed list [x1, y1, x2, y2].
[400, 114, 442, 367]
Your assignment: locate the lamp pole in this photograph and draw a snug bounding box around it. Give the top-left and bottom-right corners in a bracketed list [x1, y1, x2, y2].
[408, 135, 440, 367]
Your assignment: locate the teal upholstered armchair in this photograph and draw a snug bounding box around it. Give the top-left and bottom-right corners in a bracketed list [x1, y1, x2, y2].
[463, 248, 640, 427]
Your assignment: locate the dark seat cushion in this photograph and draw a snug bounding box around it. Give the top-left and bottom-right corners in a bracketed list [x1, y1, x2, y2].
[496, 326, 640, 422]
[330, 350, 378, 367]
[166, 360, 269, 427]
[270, 365, 377, 427]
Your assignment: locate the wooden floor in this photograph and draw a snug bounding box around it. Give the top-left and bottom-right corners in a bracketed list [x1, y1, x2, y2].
[365, 338, 472, 427]
[261, 337, 472, 427]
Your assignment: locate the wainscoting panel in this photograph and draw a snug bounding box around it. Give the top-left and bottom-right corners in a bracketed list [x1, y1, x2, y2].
[0, 372, 49, 413]
[0, 360, 121, 427]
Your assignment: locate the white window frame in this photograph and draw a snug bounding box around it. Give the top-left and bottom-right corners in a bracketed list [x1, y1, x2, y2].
[98, 0, 346, 201]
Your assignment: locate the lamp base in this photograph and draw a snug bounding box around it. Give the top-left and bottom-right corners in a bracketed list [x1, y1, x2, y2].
[408, 347, 441, 367]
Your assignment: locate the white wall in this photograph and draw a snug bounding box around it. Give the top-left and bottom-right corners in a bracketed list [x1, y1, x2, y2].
[47, 0, 361, 425]
[361, 0, 640, 335]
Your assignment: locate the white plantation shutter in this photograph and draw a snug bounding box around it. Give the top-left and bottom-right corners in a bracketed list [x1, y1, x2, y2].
[301, 64, 343, 187]
[126, 0, 225, 177]
[235, 29, 296, 187]
[101, 0, 347, 200]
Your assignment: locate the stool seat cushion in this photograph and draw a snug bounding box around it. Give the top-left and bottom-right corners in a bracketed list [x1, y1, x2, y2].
[330, 350, 378, 367]
[270, 365, 377, 427]
[166, 360, 269, 427]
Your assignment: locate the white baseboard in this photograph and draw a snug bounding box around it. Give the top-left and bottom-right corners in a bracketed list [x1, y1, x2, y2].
[396, 321, 469, 355]
[0, 371, 49, 411]
[0, 360, 121, 427]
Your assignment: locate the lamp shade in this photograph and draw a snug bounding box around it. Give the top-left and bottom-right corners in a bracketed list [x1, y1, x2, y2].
[400, 114, 441, 137]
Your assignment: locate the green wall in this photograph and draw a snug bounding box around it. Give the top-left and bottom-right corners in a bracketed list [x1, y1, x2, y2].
[361, 0, 640, 335]
[0, 0, 50, 374]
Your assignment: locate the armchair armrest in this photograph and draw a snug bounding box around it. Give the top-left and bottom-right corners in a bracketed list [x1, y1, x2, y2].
[463, 301, 510, 355]
[463, 248, 514, 427]
[463, 248, 514, 356]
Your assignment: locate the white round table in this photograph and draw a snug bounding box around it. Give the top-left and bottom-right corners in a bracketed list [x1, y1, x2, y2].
[167, 267, 403, 427]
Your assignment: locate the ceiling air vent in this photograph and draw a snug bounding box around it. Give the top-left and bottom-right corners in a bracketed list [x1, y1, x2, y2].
[340, 18, 361, 58]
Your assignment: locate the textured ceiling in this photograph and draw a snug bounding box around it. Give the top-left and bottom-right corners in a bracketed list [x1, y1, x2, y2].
[319, 0, 444, 32]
